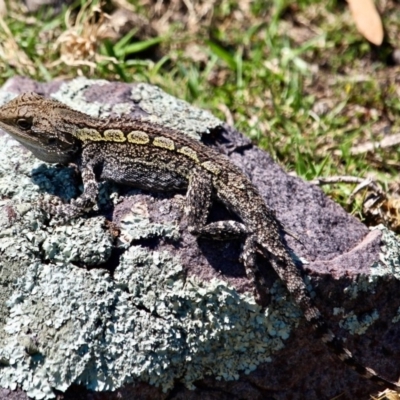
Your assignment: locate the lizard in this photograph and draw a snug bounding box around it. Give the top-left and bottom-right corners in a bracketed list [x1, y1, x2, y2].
[0, 91, 398, 391]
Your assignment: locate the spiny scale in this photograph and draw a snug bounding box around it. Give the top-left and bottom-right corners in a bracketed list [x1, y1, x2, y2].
[0, 92, 398, 391]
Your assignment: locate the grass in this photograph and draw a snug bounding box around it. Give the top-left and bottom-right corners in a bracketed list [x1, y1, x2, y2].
[1, 0, 400, 221]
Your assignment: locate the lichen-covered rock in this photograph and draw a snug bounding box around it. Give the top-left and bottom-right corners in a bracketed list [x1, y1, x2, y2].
[0, 77, 399, 400]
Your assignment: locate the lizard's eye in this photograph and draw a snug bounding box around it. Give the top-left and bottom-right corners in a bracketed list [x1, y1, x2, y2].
[47, 138, 57, 145]
[16, 118, 32, 130]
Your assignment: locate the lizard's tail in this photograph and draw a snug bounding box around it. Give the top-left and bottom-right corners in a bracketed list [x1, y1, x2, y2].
[257, 242, 400, 391]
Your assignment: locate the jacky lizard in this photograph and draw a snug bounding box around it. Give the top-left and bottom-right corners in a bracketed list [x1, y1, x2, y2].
[0, 92, 398, 391]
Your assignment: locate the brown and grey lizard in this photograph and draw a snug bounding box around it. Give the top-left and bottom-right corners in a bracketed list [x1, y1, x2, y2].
[0, 91, 398, 391]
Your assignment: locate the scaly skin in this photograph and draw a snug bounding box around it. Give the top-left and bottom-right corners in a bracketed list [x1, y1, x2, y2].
[0, 92, 398, 391]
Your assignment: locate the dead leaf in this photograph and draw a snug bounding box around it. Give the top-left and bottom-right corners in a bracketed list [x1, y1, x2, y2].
[347, 0, 384, 46]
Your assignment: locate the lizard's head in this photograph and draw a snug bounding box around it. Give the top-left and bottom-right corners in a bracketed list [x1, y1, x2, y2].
[0, 92, 80, 164]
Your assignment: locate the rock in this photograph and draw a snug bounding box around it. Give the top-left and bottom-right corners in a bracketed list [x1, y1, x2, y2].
[0, 76, 399, 400]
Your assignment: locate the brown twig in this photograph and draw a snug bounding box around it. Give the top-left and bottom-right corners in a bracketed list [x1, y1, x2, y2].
[310, 175, 385, 205]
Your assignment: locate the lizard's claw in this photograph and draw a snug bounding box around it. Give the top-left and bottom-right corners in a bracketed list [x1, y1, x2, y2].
[36, 195, 83, 224]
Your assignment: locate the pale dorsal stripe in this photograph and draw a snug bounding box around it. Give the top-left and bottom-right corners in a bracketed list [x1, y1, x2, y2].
[177, 146, 199, 163]
[126, 130, 150, 144]
[104, 129, 126, 142]
[201, 160, 221, 175]
[153, 136, 175, 150]
[76, 128, 103, 141]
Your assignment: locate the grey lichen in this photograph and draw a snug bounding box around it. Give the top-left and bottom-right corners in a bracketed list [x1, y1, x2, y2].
[51, 77, 223, 141]
[129, 83, 222, 139]
[52, 77, 111, 116]
[343, 274, 379, 300]
[0, 91, 18, 108]
[372, 224, 400, 279]
[392, 307, 400, 324]
[337, 225, 400, 333]
[0, 237, 302, 398]
[0, 82, 301, 399]
[337, 309, 380, 335]
[117, 199, 179, 244]
[42, 217, 112, 265]
[111, 246, 302, 389]
[340, 227, 398, 302]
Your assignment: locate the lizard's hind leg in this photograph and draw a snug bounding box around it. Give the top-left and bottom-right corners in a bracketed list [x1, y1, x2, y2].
[185, 167, 266, 300]
[242, 235, 271, 303]
[185, 167, 247, 239]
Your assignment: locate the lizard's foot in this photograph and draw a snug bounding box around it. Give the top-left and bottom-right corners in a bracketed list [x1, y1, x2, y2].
[242, 235, 270, 305]
[37, 195, 86, 223]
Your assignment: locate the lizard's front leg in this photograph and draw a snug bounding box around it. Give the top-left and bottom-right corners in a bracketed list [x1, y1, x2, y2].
[40, 162, 99, 221]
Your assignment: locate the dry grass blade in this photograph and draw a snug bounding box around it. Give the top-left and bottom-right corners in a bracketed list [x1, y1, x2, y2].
[0, 16, 35, 75]
[346, 177, 384, 205]
[350, 133, 400, 155]
[332, 133, 400, 156]
[112, 0, 135, 12]
[0, 0, 6, 17]
[374, 388, 400, 399]
[150, 0, 216, 33]
[217, 103, 234, 126]
[347, 0, 384, 45]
